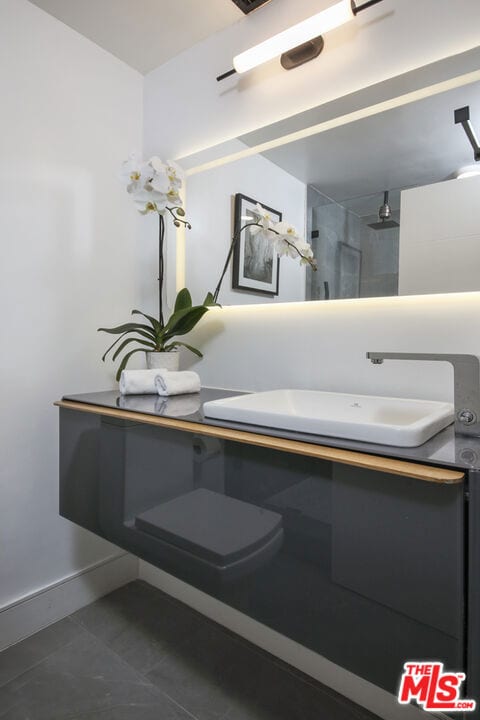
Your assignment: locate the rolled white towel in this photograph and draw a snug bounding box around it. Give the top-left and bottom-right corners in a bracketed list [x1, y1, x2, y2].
[119, 369, 161, 395]
[155, 370, 201, 397]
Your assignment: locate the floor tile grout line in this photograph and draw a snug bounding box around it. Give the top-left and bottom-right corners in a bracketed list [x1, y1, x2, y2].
[68, 589, 211, 678]
[67, 592, 241, 719]
[68, 603, 216, 720]
[69, 607, 186, 681]
[145, 592, 381, 717]
[1, 582, 381, 720]
[64, 618, 161, 689]
[134, 582, 364, 702]
[72, 583, 379, 718]
[45, 699, 197, 720]
[0, 614, 167, 700]
[158, 689, 204, 720]
[104, 581, 326, 682]
[0, 696, 25, 720]
[0, 618, 85, 692]
[68, 618, 204, 720]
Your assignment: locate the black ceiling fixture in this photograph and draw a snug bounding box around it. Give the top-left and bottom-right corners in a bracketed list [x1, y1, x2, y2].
[455, 106, 480, 162]
[218, 0, 386, 82]
[230, 0, 272, 14]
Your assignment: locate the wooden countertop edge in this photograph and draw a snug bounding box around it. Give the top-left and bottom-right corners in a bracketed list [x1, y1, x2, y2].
[55, 400, 465, 485]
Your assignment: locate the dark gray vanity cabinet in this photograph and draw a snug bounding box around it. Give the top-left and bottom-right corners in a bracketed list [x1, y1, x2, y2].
[58, 401, 477, 712]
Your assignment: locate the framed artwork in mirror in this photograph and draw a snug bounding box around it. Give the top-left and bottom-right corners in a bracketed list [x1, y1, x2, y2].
[232, 193, 282, 296]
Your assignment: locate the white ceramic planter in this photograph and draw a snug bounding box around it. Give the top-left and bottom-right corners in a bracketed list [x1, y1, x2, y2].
[145, 351, 180, 372]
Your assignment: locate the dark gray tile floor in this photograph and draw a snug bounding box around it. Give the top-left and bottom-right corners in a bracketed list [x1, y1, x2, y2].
[0, 581, 381, 720]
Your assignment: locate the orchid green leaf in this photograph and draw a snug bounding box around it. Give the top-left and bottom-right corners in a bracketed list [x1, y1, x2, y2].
[98, 322, 153, 335]
[168, 341, 203, 358]
[174, 288, 192, 313]
[203, 291, 221, 307]
[115, 348, 150, 382]
[131, 310, 161, 332]
[112, 337, 156, 362]
[162, 305, 208, 341]
[101, 331, 129, 362]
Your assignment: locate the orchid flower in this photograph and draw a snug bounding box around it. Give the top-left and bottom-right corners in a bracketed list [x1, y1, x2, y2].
[249, 203, 276, 238]
[121, 154, 187, 219]
[273, 221, 303, 258]
[149, 168, 170, 195]
[120, 154, 152, 195]
[150, 157, 183, 191]
[295, 240, 317, 267]
[133, 188, 168, 215]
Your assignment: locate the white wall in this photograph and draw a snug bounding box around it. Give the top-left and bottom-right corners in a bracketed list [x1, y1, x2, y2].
[143, 0, 480, 402]
[399, 175, 480, 295]
[184, 293, 478, 403]
[185, 143, 307, 306]
[0, 0, 143, 610]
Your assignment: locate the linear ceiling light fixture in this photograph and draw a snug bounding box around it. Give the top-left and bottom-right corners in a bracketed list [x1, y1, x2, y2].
[217, 0, 385, 81]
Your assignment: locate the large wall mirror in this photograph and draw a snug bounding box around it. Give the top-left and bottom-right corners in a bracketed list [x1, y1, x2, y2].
[178, 48, 480, 306]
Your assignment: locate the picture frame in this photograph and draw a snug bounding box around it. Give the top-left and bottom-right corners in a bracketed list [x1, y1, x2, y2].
[232, 193, 282, 296]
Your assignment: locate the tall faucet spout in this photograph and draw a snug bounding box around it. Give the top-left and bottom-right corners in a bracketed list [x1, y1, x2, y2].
[366, 352, 480, 438]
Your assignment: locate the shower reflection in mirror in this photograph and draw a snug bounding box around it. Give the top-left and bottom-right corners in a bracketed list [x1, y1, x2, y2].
[307, 187, 401, 301]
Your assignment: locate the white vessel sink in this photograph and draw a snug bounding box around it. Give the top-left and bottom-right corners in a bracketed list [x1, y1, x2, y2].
[203, 389, 454, 447]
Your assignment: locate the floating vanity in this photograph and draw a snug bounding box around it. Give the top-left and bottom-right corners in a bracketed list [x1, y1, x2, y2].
[56, 388, 480, 714]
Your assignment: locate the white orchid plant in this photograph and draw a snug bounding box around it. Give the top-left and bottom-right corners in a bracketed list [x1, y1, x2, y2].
[98, 155, 214, 381]
[99, 156, 317, 379]
[212, 203, 317, 303]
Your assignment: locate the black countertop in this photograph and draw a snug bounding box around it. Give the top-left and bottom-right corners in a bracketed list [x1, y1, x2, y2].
[61, 387, 480, 472]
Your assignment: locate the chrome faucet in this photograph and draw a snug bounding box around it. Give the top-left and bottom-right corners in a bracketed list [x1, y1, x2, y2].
[367, 352, 480, 437]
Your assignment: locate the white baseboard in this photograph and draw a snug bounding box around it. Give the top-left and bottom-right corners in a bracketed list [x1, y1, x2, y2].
[0, 553, 138, 652]
[140, 561, 446, 720]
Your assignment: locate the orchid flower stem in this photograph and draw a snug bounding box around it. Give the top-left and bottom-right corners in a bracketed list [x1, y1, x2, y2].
[158, 213, 165, 327]
[282, 235, 317, 268]
[212, 222, 256, 303]
[212, 222, 316, 303]
[166, 205, 192, 229]
[213, 237, 236, 304]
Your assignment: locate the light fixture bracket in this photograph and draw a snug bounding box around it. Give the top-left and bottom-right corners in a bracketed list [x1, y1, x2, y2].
[280, 36, 324, 71]
[230, 0, 272, 14]
[351, 0, 385, 15]
[455, 106, 480, 162]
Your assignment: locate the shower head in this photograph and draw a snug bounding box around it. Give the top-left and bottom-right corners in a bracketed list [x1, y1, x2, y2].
[368, 191, 400, 230]
[368, 219, 400, 230]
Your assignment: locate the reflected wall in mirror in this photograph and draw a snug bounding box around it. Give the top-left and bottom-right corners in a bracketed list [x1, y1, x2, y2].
[180, 51, 480, 306]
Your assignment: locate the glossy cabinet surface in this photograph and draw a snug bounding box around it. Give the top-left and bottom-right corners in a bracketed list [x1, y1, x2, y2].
[59, 408, 466, 699]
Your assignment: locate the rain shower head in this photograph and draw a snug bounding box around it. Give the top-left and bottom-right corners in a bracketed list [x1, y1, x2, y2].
[368, 191, 400, 230]
[369, 219, 400, 230]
